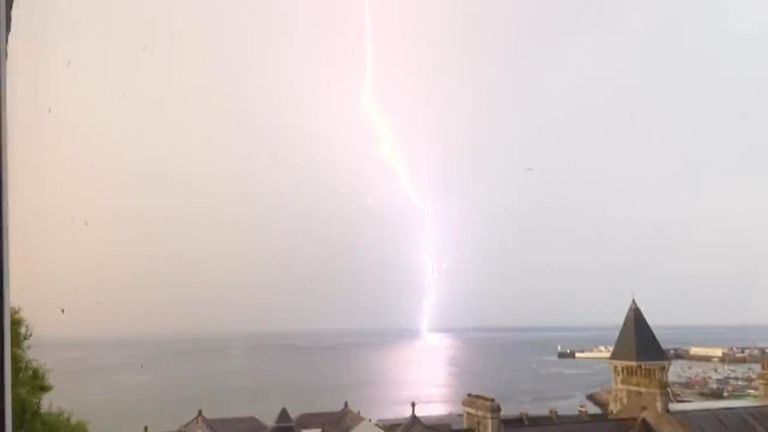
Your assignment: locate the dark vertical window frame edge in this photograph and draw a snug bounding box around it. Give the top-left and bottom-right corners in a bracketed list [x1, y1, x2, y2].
[0, 0, 9, 429]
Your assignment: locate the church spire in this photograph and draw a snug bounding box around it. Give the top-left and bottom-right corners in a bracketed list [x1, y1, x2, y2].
[610, 299, 668, 362]
[608, 300, 671, 418]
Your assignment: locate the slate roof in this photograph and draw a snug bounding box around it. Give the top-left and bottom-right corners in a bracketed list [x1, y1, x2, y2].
[610, 300, 668, 363]
[669, 405, 768, 432]
[275, 408, 294, 425]
[272, 407, 297, 432]
[208, 417, 270, 432]
[353, 421, 387, 432]
[497, 403, 768, 431]
[377, 414, 464, 432]
[396, 403, 447, 432]
[178, 410, 268, 432]
[500, 414, 635, 432]
[294, 402, 365, 432]
[503, 422, 635, 432]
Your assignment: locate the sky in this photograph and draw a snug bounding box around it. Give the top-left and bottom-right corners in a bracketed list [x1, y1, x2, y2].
[7, 0, 768, 337]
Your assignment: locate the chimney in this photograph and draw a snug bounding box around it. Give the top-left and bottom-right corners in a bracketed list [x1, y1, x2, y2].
[577, 404, 589, 420]
[462, 394, 501, 432]
[548, 409, 559, 422]
[518, 411, 528, 426]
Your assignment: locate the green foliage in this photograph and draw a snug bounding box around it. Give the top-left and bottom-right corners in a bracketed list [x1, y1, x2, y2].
[11, 307, 89, 432]
[39, 407, 89, 432]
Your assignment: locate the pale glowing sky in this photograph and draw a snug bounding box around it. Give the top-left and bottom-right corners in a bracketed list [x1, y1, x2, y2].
[8, 0, 768, 337]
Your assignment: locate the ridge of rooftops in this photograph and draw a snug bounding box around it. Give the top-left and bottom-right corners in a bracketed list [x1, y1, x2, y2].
[165, 397, 768, 432]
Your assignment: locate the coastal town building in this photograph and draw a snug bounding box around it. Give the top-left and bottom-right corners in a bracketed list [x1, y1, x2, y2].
[351, 419, 387, 432]
[608, 300, 671, 417]
[687, 347, 724, 359]
[461, 394, 500, 432]
[161, 301, 768, 432]
[272, 407, 297, 432]
[177, 409, 268, 432]
[385, 402, 453, 432]
[294, 401, 367, 432]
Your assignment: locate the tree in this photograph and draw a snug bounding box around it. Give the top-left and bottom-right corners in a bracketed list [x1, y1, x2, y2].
[11, 307, 88, 432]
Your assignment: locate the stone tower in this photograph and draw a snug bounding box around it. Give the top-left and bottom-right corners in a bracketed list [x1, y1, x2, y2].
[608, 300, 671, 418]
[760, 361, 768, 399]
[462, 394, 501, 432]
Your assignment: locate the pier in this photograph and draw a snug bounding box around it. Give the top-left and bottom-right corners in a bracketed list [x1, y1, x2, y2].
[558, 345, 768, 364]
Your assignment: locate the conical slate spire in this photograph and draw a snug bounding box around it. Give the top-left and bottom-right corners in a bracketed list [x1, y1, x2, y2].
[610, 300, 668, 362]
[275, 407, 293, 425]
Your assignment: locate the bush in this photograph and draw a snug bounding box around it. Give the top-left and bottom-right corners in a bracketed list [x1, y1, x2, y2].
[11, 307, 89, 431]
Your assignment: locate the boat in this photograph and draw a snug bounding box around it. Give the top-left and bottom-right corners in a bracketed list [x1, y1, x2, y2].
[557, 345, 576, 359]
[576, 345, 613, 359]
[557, 345, 613, 360]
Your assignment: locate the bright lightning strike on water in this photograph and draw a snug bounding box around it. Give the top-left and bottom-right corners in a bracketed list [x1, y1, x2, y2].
[362, 0, 438, 342]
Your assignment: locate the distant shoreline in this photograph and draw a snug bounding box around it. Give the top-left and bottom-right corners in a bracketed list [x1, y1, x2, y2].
[32, 324, 768, 342]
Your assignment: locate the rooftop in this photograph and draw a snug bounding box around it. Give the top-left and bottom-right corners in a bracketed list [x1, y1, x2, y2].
[396, 403, 452, 432]
[669, 399, 768, 412]
[610, 299, 669, 363]
[294, 402, 366, 432]
[178, 410, 268, 432]
[275, 407, 294, 425]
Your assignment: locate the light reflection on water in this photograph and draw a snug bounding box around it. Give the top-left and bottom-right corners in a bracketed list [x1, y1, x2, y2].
[32, 326, 768, 432]
[393, 332, 455, 415]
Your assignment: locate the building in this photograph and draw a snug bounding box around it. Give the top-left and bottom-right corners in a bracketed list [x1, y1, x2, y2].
[461, 394, 500, 432]
[391, 402, 453, 432]
[351, 419, 386, 432]
[383, 300, 768, 432]
[162, 300, 768, 432]
[608, 299, 671, 417]
[177, 409, 268, 432]
[294, 401, 366, 432]
[687, 347, 724, 359]
[170, 403, 369, 432]
[272, 407, 297, 432]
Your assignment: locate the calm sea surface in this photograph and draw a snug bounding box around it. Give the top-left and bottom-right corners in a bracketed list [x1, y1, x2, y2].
[31, 326, 768, 432]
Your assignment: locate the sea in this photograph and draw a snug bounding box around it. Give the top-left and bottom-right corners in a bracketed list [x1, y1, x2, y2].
[31, 326, 768, 432]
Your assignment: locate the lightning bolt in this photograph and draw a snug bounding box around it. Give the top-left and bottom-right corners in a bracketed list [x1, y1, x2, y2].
[362, 0, 437, 340]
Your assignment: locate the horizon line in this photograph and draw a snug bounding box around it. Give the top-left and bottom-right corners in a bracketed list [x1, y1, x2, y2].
[34, 323, 768, 341]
